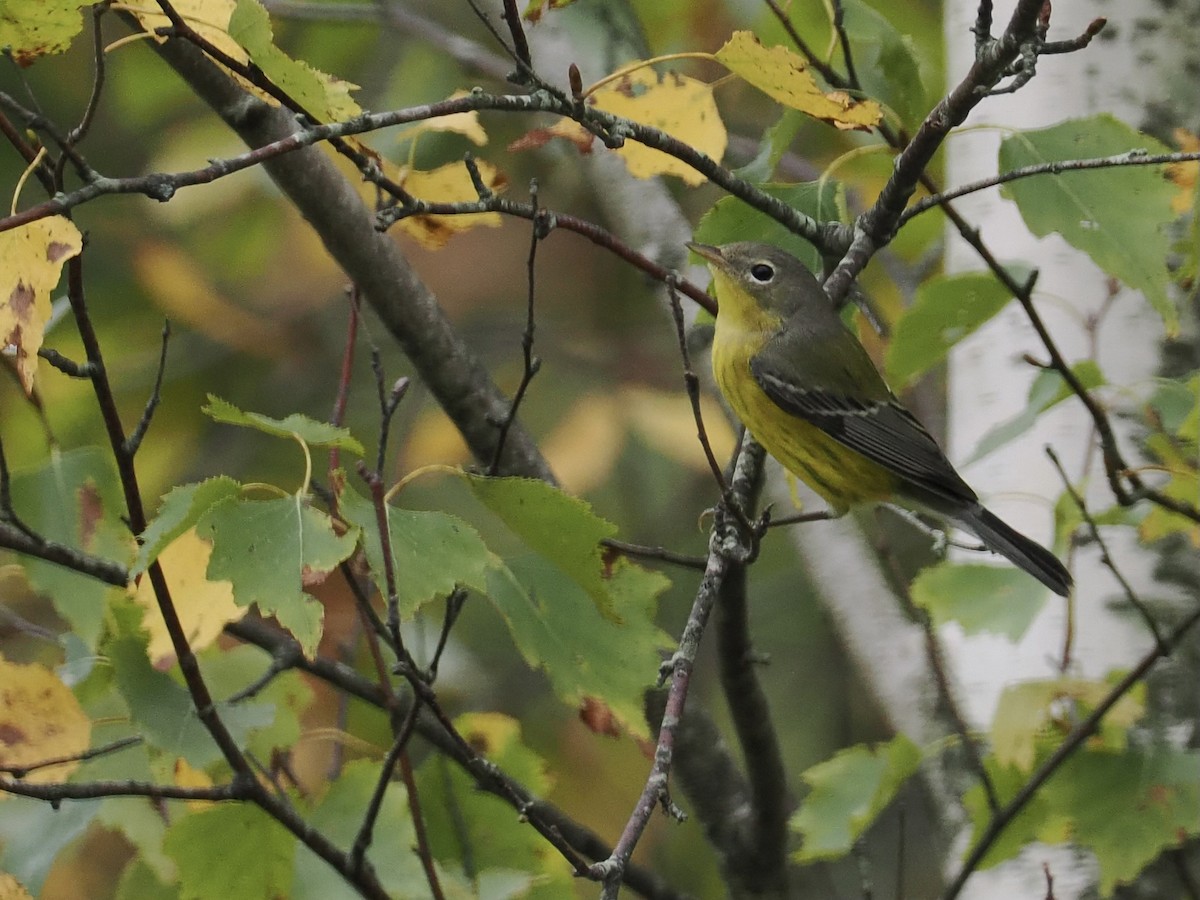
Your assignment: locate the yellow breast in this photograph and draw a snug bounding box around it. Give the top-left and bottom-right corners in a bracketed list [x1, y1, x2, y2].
[711, 316, 893, 511]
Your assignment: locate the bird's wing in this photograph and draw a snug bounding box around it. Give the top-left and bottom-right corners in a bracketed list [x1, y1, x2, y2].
[750, 338, 977, 503]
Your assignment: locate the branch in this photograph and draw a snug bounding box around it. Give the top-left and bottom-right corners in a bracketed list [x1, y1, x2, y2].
[590, 439, 767, 898]
[259, 1, 512, 82]
[713, 445, 790, 894]
[223, 617, 689, 900]
[901, 149, 1200, 224]
[137, 34, 557, 482]
[824, 0, 1078, 302]
[943, 606, 1200, 899]
[0, 519, 129, 586]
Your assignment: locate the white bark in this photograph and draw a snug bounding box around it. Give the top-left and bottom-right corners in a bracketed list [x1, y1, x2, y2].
[943, 0, 1190, 895]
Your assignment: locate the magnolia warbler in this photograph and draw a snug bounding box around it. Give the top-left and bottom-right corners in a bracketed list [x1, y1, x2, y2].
[690, 240, 1071, 596]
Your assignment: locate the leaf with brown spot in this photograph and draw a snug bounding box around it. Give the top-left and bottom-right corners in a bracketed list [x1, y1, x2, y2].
[0, 217, 83, 394]
[0, 1, 93, 67]
[77, 481, 103, 548]
[0, 658, 91, 782]
[507, 120, 595, 154]
[579, 697, 621, 738]
[716, 31, 882, 131]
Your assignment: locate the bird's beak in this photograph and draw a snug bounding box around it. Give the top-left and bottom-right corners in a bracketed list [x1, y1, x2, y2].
[686, 241, 724, 267]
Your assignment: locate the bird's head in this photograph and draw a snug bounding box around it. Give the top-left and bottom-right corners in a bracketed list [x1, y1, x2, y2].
[686, 241, 826, 327]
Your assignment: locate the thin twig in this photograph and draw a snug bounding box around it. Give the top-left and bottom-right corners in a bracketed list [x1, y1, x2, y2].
[0, 106, 56, 194]
[54, 2, 108, 187]
[878, 534, 1000, 815]
[664, 275, 732, 503]
[66, 253, 253, 777]
[125, 321, 170, 456]
[1045, 447, 1164, 648]
[357, 464, 406, 656]
[829, 0, 861, 91]
[370, 350, 409, 477]
[600, 538, 707, 571]
[328, 285, 360, 482]
[0, 735, 143, 777]
[943, 606, 1200, 899]
[590, 441, 766, 897]
[427, 587, 467, 681]
[900, 149, 1198, 224]
[489, 180, 545, 474]
[222, 618, 688, 899]
[499, 0, 533, 71]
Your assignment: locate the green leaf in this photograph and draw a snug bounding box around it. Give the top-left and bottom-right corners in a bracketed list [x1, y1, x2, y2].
[1140, 431, 1200, 544]
[342, 491, 491, 619]
[911, 563, 1047, 640]
[485, 556, 672, 738]
[228, 0, 360, 122]
[693, 181, 845, 275]
[417, 713, 574, 899]
[999, 115, 1178, 331]
[292, 760, 430, 899]
[885, 272, 1023, 387]
[965, 748, 1200, 894]
[0, 797, 98, 894]
[0, 0, 92, 65]
[108, 598, 274, 767]
[962, 758, 1059, 870]
[199, 643, 312, 760]
[841, 1, 927, 127]
[116, 859, 180, 900]
[9, 447, 134, 647]
[1147, 372, 1199, 438]
[165, 803, 294, 900]
[991, 678, 1145, 772]
[197, 495, 359, 655]
[790, 736, 921, 862]
[1060, 748, 1200, 895]
[134, 477, 242, 574]
[734, 110, 805, 182]
[964, 361, 1105, 465]
[463, 474, 624, 621]
[202, 394, 364, 454]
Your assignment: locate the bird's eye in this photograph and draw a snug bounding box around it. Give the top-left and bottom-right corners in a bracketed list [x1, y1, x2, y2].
[749, 262, 775, 283]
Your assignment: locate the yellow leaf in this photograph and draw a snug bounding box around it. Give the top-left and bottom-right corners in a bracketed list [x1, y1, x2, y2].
[134, 528, 241, 667]
[1167, 128, 1199, 216]
[132, 241, 294, 358]
[126, 0, 248, 65]
[173, 757, 216, 811]
[0, 657, 91, 783]
[392, 159, 508, 250]
[399, 408, 472, 472]
[0, 216, 82, 395]
[542, 393, 627, 495]
[0, 0, 92, 67]
[1139, 433, 1200, 546]
[129, 1, 361, 124]
[400, 92, 488, 146]
[591, 69, 727, 185]
[0, 872, 33, 900]
[992, 678, 1144, 771]
[621, 386, 737, 472]
[716, 31, 882, 131]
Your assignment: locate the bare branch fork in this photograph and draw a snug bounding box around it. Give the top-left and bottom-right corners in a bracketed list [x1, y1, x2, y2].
[590, 437, 768, 898]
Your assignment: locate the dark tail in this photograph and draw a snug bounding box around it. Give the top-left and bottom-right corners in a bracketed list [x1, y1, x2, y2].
[958, 505, 1072, 596]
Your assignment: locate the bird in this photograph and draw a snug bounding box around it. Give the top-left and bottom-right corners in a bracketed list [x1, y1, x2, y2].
[688, 240, 1072, 596]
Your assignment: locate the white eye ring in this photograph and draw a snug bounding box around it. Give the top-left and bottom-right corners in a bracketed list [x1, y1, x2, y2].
[749, 262, 775, 283]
